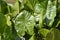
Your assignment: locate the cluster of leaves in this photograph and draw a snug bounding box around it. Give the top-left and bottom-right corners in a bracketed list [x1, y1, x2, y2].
[0, 0, 60, 40]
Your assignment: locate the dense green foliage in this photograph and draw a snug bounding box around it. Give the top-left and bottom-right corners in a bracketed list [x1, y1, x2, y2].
[0, 0, 60, 40]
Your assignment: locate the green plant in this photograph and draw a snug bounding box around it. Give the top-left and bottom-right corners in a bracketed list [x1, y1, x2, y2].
[0, 0, 60, 40]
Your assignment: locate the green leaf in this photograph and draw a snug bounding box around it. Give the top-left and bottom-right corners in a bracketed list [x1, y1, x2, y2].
[23, 4, 33, 12]
[0, 4, 1, 12]
[39, 9, 44, 28]
[15, 10, 30, 37]
[44, 0, 56, 27]
[0, 1, 8, 14]
[26, 0, 37, 10]
[0, 35, 1, 40]
[56, 21, 60, 27]
[26, 15, 35, 35]
[0, 13, 6, 34]
[34, 3, 41, 13]
[29, 34, 35, 40]
[38, 28, 50, 37]
[5, 14, 11, 26]
[45, 28, 60, 40]
[10, 1, 19, 17]
[38, 0, 48, 9]
[15, 10, 35, 36]
[4, 26, 13, 40]
[19, 0, 27, 4]
[36, 0, 48, 28]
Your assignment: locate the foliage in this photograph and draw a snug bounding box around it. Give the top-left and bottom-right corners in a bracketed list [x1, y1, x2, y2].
[0, 0, 60, 40]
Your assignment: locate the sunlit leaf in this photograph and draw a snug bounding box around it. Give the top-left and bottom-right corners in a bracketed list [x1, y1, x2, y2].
[26, 15, 35, 35]
[15, 10, 30, 37]
[5, 14, 11, 26]
[10, 1, 19, 17]
[44, 0, 56, 27]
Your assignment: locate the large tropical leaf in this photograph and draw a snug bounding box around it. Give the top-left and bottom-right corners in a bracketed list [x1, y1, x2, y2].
[44, 0, 56, 27]
[15, 10, 35, 36]
[45, 28, 60, 40]
[15, 10, 29, 37]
